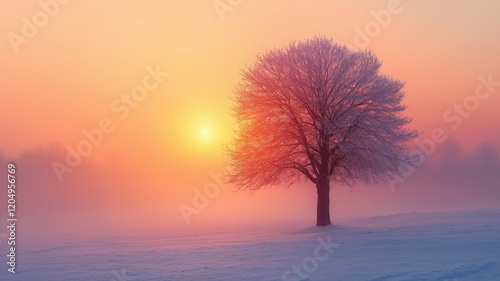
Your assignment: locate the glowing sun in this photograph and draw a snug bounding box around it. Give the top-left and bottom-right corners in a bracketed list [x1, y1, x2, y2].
[199, 126, 212, 141]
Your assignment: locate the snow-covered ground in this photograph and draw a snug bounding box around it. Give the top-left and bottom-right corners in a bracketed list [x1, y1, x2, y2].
[2, 209, 499, 281]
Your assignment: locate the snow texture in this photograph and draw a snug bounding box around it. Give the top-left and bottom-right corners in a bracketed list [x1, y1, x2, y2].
[1, 208, 499, 280]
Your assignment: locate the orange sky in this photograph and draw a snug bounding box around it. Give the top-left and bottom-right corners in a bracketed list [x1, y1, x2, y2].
[1, 0, 499, 230]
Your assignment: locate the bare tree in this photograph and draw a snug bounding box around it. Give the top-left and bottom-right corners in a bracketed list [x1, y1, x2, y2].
[227, 36, 419, 226]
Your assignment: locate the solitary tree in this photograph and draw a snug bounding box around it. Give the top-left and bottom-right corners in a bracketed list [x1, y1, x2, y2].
[227, 36, 419, 226]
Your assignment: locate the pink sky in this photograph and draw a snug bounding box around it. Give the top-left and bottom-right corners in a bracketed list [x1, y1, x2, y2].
[1, 0, 499, 232]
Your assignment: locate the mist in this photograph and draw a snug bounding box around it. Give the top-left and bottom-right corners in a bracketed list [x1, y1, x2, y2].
[2, 137, 498, 243]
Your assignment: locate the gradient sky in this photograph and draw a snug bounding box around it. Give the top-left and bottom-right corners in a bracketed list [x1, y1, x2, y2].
[1, 0, 499, 233]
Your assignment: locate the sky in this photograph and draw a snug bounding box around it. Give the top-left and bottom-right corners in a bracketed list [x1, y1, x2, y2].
[0, 0, 499, 236]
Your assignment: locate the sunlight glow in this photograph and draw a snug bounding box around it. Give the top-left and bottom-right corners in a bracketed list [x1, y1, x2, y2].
[200, 126, 212, 141]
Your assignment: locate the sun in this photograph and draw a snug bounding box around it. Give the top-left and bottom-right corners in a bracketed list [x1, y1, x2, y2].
[171, 106, 229, 155]
[199, 126, 212, 141]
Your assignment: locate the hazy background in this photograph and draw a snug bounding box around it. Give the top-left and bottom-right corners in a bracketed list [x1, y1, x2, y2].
[1, 0, 499, 239]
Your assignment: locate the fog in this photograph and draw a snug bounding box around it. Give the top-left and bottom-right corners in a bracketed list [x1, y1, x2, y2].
[1, 138, 499, 242]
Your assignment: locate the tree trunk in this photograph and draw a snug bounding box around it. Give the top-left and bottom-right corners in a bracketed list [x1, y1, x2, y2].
[316, 178, 331, 226]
